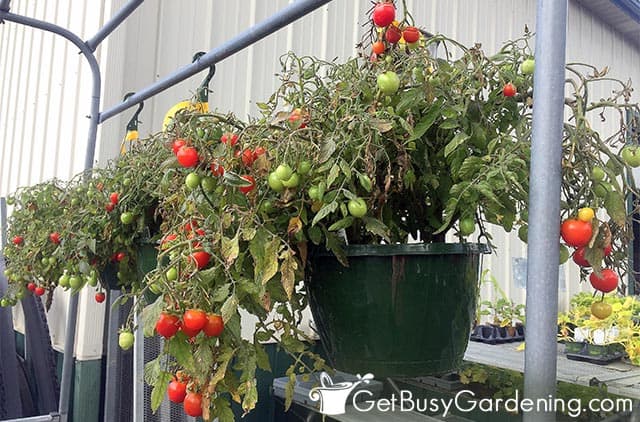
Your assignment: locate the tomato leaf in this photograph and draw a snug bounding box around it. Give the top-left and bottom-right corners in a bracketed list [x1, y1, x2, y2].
[311, 201, 338, 226]
[255, 343, 271, 371]
[141, 295, 164, 337]
[604, 191, 626, 226]
[319, 138, 337, 163]
[212, 283, 232, 303]
[166, 336, 195, 371]
[250, 229, 280, 285]
[221, 294, 239, 323]
[328, 216, 355, 231]
[212, 396, 235, 422]
[221, 234, 239, 266]
[280, 249, 298, 300]
[363, 217, 390, 242]
[327, 163, 341, 188]
[242, 379, 259, 414]
[444, 132, 470, 158]
[284, 370, 297, 410]
[150, 371, 172, 412]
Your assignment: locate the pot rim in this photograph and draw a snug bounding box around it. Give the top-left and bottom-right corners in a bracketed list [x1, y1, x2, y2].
[311, 242, 490, 257]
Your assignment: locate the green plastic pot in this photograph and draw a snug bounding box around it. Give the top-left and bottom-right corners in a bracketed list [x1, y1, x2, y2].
[305, 243, 489, 377]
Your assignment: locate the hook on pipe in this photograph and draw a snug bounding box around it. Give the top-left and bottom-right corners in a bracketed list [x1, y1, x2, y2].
[193, 51, 216, 104]
[123, 92, 144, 131]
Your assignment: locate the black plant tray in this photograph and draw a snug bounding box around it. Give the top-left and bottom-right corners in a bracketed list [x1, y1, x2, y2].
[564, 342, 624, 365]
[470, 324, 525, 344]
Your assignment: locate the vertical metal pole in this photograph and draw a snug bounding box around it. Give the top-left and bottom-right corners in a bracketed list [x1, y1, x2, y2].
[0, 0, 9, 12]
[102, 289, 120, 422]
[0, 197, 7, 248]
[523, 1, 568, 421]
[133, 303, 144, 422]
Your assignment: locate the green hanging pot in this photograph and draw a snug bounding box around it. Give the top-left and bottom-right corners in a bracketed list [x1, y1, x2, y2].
[305, 243, 489, 377]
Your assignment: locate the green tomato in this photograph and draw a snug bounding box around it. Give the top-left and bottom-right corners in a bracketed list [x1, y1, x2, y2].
[118, 331, 134, 350]
[41, 257, 49, 266]
[200, 176, 216, 193]
[308, 186, 320, 200]
[376, 71, 401, 95]
[621, 145, 640, 167]
[347, 198, 367, 218]
[120, 212, 135, 225]
[69, 275, 83, 289]
[122, 178, 132, 187]
[520, 58, 535, 75]
[166, 267, 178, 281]
[86, 274, 98, 287]
[185, 172, 201, 190]
[591, 166, 605, 182]
[58, 274, 70, 288]
[281, 173, 300, 188]
[274, 164, 293, 181]
[0, 298, 9, 307]
[268, 172, 285, 192]
[297, 161, 312, 175]
[48, 257, 57, 265]
[15, 289, 25, 300]
[148, 282, 162, 294]
[594, 182, 611, 199]
[260, 200, 275, 214]
[459, 217, 475, 236]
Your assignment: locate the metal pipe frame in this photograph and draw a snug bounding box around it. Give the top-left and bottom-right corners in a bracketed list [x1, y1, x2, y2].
[0, 0, 9, 13]
[523, 1, 568, 421]
[3, 415, 58, 422]
[1, 198, 6, 248]
[99, 0, 333, 123]
[85, 0, 144, 52]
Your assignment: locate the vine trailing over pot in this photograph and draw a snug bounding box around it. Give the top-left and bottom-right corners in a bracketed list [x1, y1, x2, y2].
[1, 1, 640, 420]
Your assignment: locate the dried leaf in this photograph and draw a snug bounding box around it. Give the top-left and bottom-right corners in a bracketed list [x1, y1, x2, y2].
[280, 249, 298, 300]
[221, 234, 239, 266]
[287, 217, 303, 237]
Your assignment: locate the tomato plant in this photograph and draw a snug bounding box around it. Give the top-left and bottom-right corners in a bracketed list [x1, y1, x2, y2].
[590, 301, 612, 319]
[182, 309, 207, 332]
[402, 26, 420, 43]
[203, 314, 224, 337]
[372, 41, 385, 55]
[238, 175, 256, 194]
[385, 26, 402, 44]
[118, 331, 134, 350]
[95, 292, 106, 303]
[377, 71, 400, 95]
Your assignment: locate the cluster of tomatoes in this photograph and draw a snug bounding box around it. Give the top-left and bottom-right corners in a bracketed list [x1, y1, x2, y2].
[370, 1, 531, 100]
[560, 207, 617, 319]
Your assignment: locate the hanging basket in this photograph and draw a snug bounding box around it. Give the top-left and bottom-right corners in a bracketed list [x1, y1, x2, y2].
[305, 243, 489, 377]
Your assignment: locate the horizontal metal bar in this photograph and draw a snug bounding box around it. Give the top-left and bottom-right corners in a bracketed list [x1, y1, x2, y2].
[99, 0, 333, 123]
[85, 0, 144, 52]
[3, 413, 59, 422]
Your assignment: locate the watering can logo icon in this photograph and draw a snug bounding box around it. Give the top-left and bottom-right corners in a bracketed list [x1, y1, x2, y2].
[308, 372, 374, 415]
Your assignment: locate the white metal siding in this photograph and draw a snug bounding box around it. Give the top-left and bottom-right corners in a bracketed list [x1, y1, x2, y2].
[1, 0, 639, 354]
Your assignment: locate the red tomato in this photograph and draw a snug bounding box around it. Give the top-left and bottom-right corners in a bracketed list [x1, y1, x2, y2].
[161, 233, 178, 249]
[183, 309, 207, 332]
[239, 175, 255, 194]
[372, 2, 395, 27]
[49, 232, 61, 245]
[95, 292, 106, 303]
[190, 251, 211, 270]
[27, 282, 36, 292]
[503, 82, 517, 97]
[109, 192, 119, 205]
[253, 146, 266, 160]
[176, 146, 199, 168]
[34, 286, 45, 296]
[105, 203, 115, 213]
[560, 219, 592, 248]
[220, 133, 238, 147]
[241, 149, 255, 167]
[604, 244, 612, 256]
[115, 252, 126, 262]
[12, 235, 23, 245]
[589, 268, 618, 293]
[203, 313, 224, 337]
[372, 41, 385, 55]
[155, 313, 180, 338]
[183, 392, 203, 417]
[172, 139, 187, 155]
[210, 161, 225, 177]
[180, 323, 200, 339]
[402, 26, 420, 43]
[167, 380, 187, 403]
[385, 26, 402, 44]
[572, 247, 591, 267]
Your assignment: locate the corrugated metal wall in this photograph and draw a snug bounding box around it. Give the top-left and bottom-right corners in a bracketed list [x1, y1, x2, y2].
[1, 0, 640, 352]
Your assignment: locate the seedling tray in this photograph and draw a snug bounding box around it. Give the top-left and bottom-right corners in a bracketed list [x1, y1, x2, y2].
[564, 342, 624, 365]
[470, 324, 525, 344]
